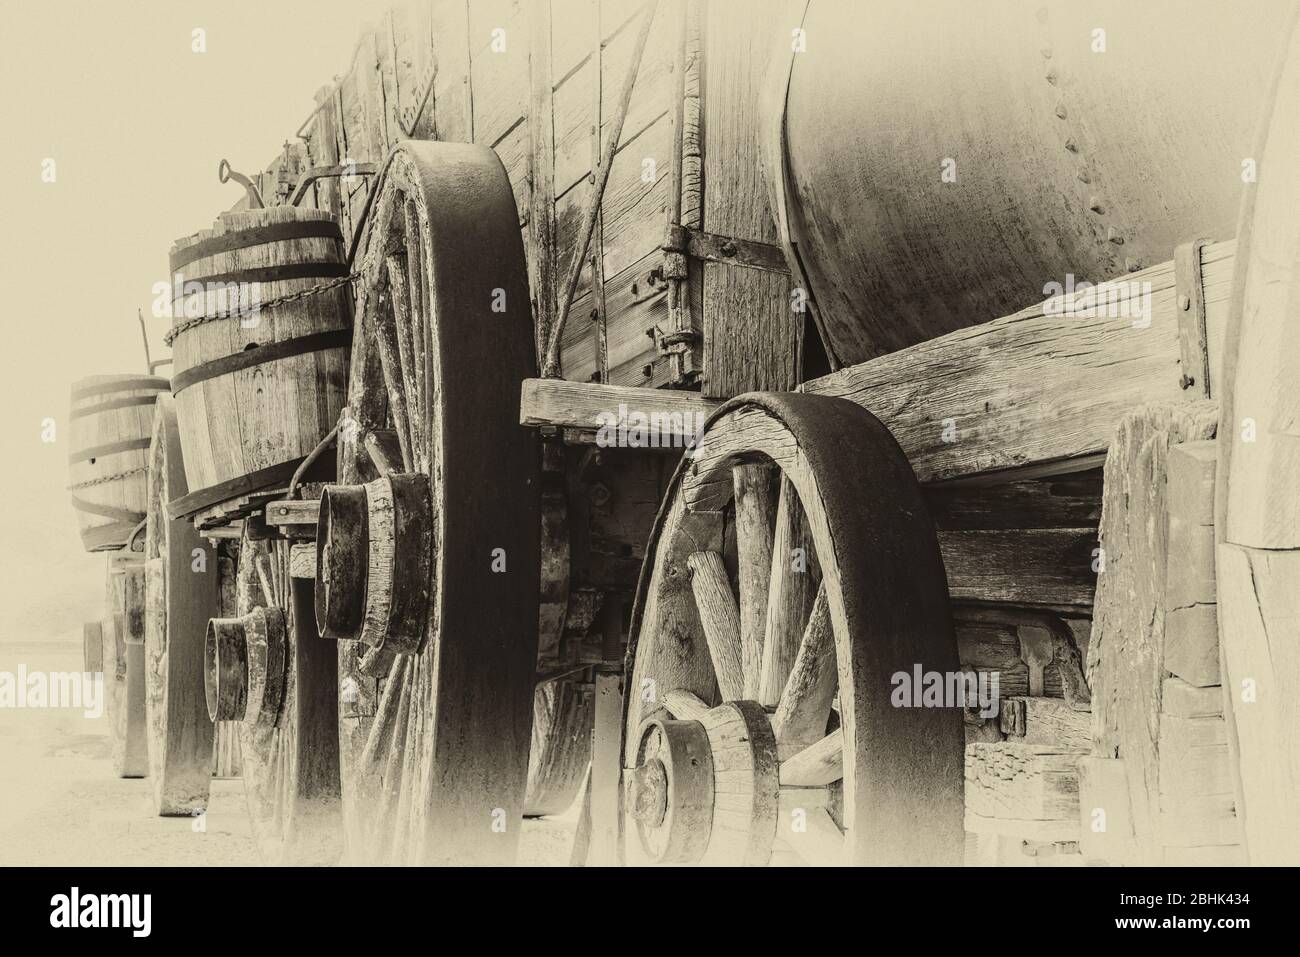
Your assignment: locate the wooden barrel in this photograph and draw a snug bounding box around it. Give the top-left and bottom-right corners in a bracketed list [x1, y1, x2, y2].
[68, 374, 169, 551]
[770, 0, 1294, 366]
[167, 206, 351, 518]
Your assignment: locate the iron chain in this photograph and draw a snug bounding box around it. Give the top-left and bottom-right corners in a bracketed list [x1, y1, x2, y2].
[67, 466, 150, 491]
[162, 271, 362, 347]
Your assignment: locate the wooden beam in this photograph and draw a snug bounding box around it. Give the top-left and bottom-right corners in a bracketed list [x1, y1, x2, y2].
[519, 378, 721, 441]
[264, 499, 321, 528]
[999, 696, 1090, 749]
[801, 241, 1235, 483]
[938, 528, 1097, 608]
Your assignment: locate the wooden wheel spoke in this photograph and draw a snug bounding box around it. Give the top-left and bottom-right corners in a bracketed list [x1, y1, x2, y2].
[771, 582, 837, 758]
[662, 688, 709, 721]
[779, 729, 843, 787]
[384, 254, 423, 463]
[360, 650, 411, 773]
[368, 268, 415, 472]
[686, 550, 745, 701]
[757, 476, 818, 705]
[254, 551, 276, 608]
[732, 463, 776, 698]
[401, 199, 431, 470]
[362, 428, 403, 477]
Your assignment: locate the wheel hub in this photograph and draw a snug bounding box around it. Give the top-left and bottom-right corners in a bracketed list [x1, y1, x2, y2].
[627, 700, 779, 865]
[315, 472, 434, 661]
[204, 605, 286, 723]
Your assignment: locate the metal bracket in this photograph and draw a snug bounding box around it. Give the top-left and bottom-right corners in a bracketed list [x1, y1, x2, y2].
[648, 323, 701, 358]
[289, 162, 380, 206]
[1174, 238, 1212, 398]
[662, 224, 791, 275]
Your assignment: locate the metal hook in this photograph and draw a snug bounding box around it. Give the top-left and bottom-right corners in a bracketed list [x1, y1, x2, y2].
[218, 158, 265, 209]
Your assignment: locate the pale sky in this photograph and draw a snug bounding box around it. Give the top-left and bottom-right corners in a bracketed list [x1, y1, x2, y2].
[0, 1, 380, 643]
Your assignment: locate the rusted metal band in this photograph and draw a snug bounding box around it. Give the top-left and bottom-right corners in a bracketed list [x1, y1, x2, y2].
[170, 221, 344, 272]
[170, 328, 352, 395]
[173, 261, 349, 289]
[165, 449, 337, 521]
[1174, 238, 1212, 397]
[68, 438, 151, 464]
[71, 377, 169, 400]
[665, 226, 791, 274]
[69, 394, 160, 419]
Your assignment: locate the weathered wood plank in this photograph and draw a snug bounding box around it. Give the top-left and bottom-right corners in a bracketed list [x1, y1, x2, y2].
[519, 378, 719, 440]
[923, 469, 1103, 530]
[802, 242, 1235, 483]
[701, 0, 796, 396]
[999, 696, 1091, 749]
[938, 528, 1097, 608]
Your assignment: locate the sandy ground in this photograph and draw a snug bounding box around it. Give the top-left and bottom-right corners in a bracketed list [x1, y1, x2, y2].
[0, 640, 575, 867]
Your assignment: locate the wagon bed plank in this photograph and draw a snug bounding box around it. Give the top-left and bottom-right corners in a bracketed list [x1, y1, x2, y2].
[802, 240, 1235, 484]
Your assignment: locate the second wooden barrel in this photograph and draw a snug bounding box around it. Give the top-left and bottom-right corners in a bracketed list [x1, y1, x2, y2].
[68, 374, 169, 551]
[167, 206, 351, 517]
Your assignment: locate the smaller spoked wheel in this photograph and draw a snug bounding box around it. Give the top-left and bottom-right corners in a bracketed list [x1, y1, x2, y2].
[623, 393, 965, 866]
[210, 531, 340, 864]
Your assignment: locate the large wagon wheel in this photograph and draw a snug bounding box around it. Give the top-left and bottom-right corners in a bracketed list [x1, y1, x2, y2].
[321, 141, 539, 865]
[622, 393, 965, 866]
[208, 532, 341, 864]
[143, 393, 221, 815]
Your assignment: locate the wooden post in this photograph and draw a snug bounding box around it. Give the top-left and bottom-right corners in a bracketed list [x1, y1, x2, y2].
[588, 594, 626, 866]
[1085, 401, 1217, 864]
[700, 0, 799, 395]
[529, 0, 558, 365]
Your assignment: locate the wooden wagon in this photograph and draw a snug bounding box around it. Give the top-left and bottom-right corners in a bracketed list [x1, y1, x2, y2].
[71, 0, 1300, 867]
